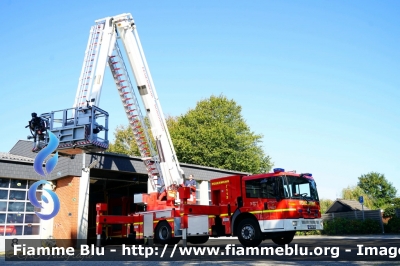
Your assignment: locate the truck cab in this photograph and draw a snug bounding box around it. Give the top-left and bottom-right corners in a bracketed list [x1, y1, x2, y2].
[210, 168, 323, 247]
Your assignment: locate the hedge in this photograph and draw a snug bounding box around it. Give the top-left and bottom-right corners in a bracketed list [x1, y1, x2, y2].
[321, 217, 381, 235]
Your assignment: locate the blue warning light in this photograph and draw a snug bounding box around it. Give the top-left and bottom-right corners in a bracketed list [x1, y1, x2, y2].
[273, 168, 285, 173]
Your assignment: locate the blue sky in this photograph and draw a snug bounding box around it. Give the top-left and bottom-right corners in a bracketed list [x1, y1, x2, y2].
[1, 1, 399, 201]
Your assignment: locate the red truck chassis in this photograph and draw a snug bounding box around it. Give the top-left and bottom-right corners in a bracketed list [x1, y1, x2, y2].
[96, 169, 323, 247]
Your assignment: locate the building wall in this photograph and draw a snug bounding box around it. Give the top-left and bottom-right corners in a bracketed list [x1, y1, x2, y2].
[0, 177, 49, 252]
[1, 140, 250, 251]
[52, 176, 80, 248]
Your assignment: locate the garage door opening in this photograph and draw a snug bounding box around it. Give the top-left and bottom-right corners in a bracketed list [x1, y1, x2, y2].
[87, 169, 147, 243]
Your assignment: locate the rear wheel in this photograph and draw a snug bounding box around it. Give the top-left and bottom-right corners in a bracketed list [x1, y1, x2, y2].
[237, 218, 262, 247]
[155, 221, 172, 245]
[271, 232, 295, 245]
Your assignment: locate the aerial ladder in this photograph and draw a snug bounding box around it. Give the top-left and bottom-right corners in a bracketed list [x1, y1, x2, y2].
[28, 13, 323, 247]
[31, 13, 185, 203]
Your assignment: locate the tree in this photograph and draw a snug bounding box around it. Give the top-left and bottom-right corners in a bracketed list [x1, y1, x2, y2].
[383, 197, 400, 219]
[319, 199, 334, 214]
[393, 197, 400, 207]
[108, 94, 273, 173]
[358, 172, 397, 209]
[108, 117, 154, 156]
[166, 95, 272, 173]
[341, 185, 375, 210]
[108, 125, 140, 156]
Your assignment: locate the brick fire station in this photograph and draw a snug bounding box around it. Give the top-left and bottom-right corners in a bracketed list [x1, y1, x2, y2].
[0, 140, 247, 252]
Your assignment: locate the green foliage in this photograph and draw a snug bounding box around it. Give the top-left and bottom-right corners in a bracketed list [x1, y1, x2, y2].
[383, 205, 396, 219]
[358, 172, 397, 209]
[108, 117, 155, 156]
[319, 199, 334, 214]
[384, 198, 400, 218]
[108, 125, 140, 156]
[383, 198, 400, 219]
[341, 186, 375, 210]
[385, 217, 400, 234]
[393, 198, 400, 207]
[167, 95, 272, 173]
[295, 230, 321, 236]
[322, 218, 381, 235]
[108, 95, 272, 174]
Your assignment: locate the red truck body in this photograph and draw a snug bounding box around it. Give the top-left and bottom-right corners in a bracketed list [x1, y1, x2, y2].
[96, 168, 323, 247]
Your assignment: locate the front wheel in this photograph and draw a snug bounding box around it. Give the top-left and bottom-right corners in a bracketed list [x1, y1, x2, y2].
[237, 218, 262, 247]
[271, 232, 295, 245]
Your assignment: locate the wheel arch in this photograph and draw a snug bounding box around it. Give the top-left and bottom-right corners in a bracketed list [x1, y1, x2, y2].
[232, 211, 260, 236]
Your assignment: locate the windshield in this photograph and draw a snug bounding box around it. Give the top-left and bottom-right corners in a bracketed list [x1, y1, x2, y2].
[284, 175, 319, 201]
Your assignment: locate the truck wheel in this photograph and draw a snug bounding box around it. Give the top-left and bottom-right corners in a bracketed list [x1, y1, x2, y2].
[188, 235, 209, 244]
[155, 221, 172, 245]
[271, 232, 295, 245]
[237, 218, 262, 247]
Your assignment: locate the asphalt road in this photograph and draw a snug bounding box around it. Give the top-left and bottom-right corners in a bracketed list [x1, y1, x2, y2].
[2, 235, 400, 265]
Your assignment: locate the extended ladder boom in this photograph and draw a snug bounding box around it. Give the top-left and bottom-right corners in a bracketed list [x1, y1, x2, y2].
[74, 13, 184, 192]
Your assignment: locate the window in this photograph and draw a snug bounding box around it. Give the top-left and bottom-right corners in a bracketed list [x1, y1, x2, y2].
[9, 190, 26, 200]
[245, 178, 278, 198]
[0, 190, 8, 199]
[11, 179, 27, 189]
[0, 179, 9, 188]
[0, 178, 42, 236]
[284, 175, 319, 201]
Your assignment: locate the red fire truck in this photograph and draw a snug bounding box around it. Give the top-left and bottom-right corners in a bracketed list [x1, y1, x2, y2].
[96, 168, 322, 247]
[32, 13, 322, 247]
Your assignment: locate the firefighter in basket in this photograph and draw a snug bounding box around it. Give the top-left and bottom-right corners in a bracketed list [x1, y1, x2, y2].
[185, 174, 197, 203]
[26, 112, 47, 152]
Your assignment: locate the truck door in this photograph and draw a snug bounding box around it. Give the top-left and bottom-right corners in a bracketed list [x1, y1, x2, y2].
[244, 179, 266, 224]
[261, 177, 285, 230]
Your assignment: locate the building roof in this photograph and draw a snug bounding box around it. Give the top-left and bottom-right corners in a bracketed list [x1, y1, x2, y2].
[9, 140, 37, 159]
[3, 140, 251, 182]
[0, 152, 33, 163]
[10, 140, 249, 173]
[326, 199, 370, 213]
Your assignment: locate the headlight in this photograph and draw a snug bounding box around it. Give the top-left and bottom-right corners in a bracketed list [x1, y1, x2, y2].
[292, 221, 298, 226]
